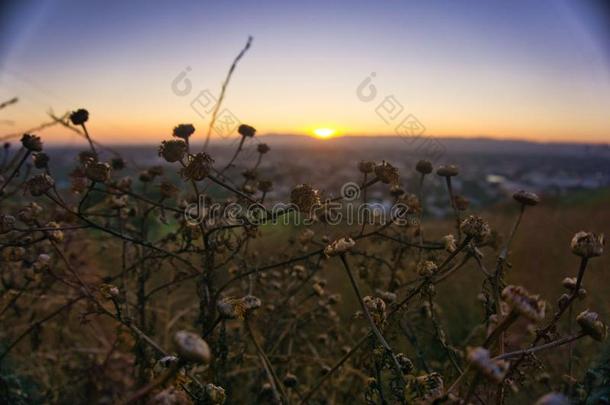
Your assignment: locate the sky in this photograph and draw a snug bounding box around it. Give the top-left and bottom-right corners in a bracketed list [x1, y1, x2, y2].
[0, 0, 609, 145]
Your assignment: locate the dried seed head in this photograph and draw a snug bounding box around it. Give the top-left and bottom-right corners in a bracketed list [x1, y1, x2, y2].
[415, 159, 433, 175]
[324, 237, 355, 257]
[374, 161, 400, 185]
[173, 330, 211, 364]
[363, 296, 386, 326]
[172, 123, 195, 140]
[576, 309, 607, 341]
[238, 124, 256, 138]
[46, 221, 64, 243]
[99, 283, 120, 299]
[417, 260, 438, 277]
[358, 160, 375, 174]
[460, 215, 491, 242]
[570, 231, 604, 258]
[502, 285, 546, 322]
[290, 184, 321, 213]
[158, 139, 187, 163]
[561, 277, 577, 290]
[204, 383, 226, 404]
[534, 392, 570, 405]
[442, 234, 457, 253]
[0, 214, 16, 234]
[283, 373, 299, 388]
[467, 346, 509, 383]
[415, 372, 444, 402]
[217, 295, 262, 320]
[21, 133, 43, 152]
[69, 109, 89, 125]
[257, 143, 270, 154]
[436, 164, 459, 177]
[18, 202, 43, 223]
[33, 152, 50, 168]
[396, 353, 414, 374]
[513, 190, 540, 206]
[85, 162, 111, 183]
[180, 153, 214, 181]
[26, 173, 55, 196]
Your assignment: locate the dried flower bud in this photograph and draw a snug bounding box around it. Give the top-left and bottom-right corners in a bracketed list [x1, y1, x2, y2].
[69, 109, 89, 125]
[33, 253, 51, 271]
[33, 152, 49, 168]
[99, 283, 120, 299]
[0, 214, 16, 234]
[513, 190, 540, 206]
[238, 124, 256, 138]
[46, 221, 64, 243]
[217, 295, 261, 320]
[291, 184, 320, 213]
[415, 372, 444, 402]
[363, 296, 386, 327]
[158, 139, 187, 163]
[324, 237, 355, 257]
[21, 133, 43, 151]
[26, 173, 55, 196]
[460, 215, 491, 242]
[173, 330, 211, 364]
[502, 285, 546, 322]
[417, 260, 438, 277]
[358, 160, 375, 174]
[180, 153, 214, 181]
[257, 143, 270, 154]
[18, 202, 42, 223]
[570, 231, 604, 258]
[204, 383, 226, 404]
[85, 162, 111, 183]
[374, 161, 400, 184]
[467, 346, 509, 383]
[442, 234, 457, 253]
[396, 353, 414, 374]
[172, 123, 195, 140]
[576, 310, 607, 341]
[534, 393, 570, 405]
[415, 160, 433, 175]
[436, 164, 459, 177]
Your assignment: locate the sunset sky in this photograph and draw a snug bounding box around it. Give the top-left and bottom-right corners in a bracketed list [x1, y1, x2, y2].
[1, 0, 609, 145]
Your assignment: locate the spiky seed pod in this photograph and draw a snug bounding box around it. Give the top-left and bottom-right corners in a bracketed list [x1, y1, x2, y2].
[576, 310, 607, 341]
[238, 124, 256, 138]
[513, 190, 540, 206]
[324, 237, 355, 257]
[85, 162, 111, 183]
[460, 215, 491, 242]
[436, 164, 459, 177]
[158, 139, 187, 163]
[172, 124, 195, 140]
[290, 184, 320, 213]
[26, 173, 55, 196]
[570, 231, 604, 258]
[173, 330, 211, 364]
[415, 159, 433, 175]
[257, 143, 270, 154]
[374, 161, 400, 184]
[21, 133, 43, 152]
[358, 160, 375, 174]
[33, 152, 49, 168]
[502, 285, 546, 322]
[180, 153, 214, 181]
[0, 214, 16, 234]
[69, 109, 89, 125]
[204, 383, 227, 404]
[534, 393, 570, 405]
[467, 346, 509, 383]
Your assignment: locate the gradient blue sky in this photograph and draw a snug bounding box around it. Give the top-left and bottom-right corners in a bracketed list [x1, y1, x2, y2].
[1, 0, 609, 144]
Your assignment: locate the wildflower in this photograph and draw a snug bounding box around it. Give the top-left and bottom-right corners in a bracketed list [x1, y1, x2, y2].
[85, 162, 111, 183]
[238, 124, 256, 138]
[513, 190, 540, 206]
[173, 330, 212, 364]
[33, 152, 49, 169]
[358, 160, 375, 174]
[283, 373, 299, 388]
[99, 283, 120, 299]
[363, 296, 386, 326]
[26, 173, 55, 196]
[534, 393, 570, 405]
[467, 346, 509, 383]
[442, 234, 457, 253]
[204, 383, 226, 404]
[69, 109, 89, 125]
[158, 139, 187, 163]
[502, 285, 546, 322]
[172, 123, 195, 140]
[415, 159, 433, 175]
[290, 184, 321, 213]
[576, 310, 607, 341]
[460, 215, 491, 242]
[257, 143, 270, 154]
[21, 133, 43, 152]
[324, 237, 355, 257]
[46, 221, 64, 243]
[396, 353, 414, 374]
[0, 214, 15, 233]
[180, 153, 214, 181]
[436, 164, 459, 177]
[570, 231, 604, 258]
[17, 202, 42, 223]
[374, 161, 400, 184]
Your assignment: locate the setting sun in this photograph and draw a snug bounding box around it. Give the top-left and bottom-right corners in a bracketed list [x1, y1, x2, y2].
[313, 128, 336, 139]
